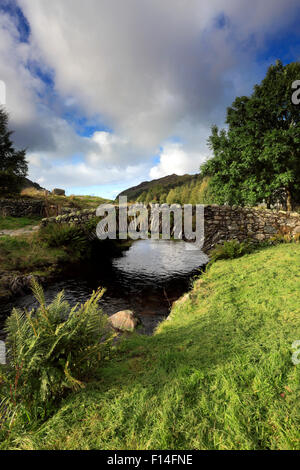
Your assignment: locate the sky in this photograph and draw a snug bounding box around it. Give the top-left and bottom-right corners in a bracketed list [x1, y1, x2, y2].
[0, 0, 300, 199]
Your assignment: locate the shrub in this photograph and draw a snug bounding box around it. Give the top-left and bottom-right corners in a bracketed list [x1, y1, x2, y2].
[208, 240, 255, 266]
[38, 223, 90, 259]
[2, 279, 113, 418]
[269, 232, 300, 245]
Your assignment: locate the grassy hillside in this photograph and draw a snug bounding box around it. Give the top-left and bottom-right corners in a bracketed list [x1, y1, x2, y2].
[116, 173, 201, 201]
[18, 188, 111, 210]
[2, 243, 299, 450]
[117, 173, 215, 205]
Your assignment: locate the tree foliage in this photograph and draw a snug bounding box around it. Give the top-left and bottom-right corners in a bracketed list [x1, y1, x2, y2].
[201, 61, 300, 210]
[135, 176, 214, 205]
[0, 107, 28, 195]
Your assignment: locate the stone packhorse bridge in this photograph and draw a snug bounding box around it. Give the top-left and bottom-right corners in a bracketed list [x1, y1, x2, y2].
[41, 204, 300, 253]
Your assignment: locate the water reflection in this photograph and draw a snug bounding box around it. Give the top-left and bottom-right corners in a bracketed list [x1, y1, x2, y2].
[1, 239, 208, 335]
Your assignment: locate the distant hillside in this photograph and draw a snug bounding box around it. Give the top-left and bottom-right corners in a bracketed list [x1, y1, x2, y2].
[20, 177, 45, 192]
[117, 173, 201, 201]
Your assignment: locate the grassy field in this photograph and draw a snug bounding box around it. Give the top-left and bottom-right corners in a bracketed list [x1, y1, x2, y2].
[0, 216, 42, 231]
[1, 243, 299, 450]
[19, 188, 111, 210]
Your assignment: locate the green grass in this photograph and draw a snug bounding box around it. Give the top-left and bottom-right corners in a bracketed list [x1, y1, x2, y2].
[19, 188, 112, 210]
[1, 243, 300, 450]
[0, 216, 42, 231]
[0, 235, 66, 273]
[49, 194, 111, 210]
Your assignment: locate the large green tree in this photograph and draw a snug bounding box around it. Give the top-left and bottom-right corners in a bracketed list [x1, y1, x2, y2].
[0, 107, 28, 195]
[201, 60, 300, 210]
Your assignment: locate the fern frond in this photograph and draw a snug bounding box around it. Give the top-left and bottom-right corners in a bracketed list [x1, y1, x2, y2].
[3, 283, 112, 416]
[30, 277, 45, 307]
[64, 360, 85, 391]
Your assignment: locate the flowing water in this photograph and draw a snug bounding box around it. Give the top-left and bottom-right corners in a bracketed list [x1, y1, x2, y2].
[0, 239, 208, 336]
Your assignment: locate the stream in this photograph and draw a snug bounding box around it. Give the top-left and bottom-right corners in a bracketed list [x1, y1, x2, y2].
[0, 239, 208, 336]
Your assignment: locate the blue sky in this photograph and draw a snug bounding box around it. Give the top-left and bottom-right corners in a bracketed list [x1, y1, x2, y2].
[1, 0, 300, 199]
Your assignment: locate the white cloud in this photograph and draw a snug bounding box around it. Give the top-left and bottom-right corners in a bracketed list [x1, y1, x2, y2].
[87, 131, 144, 166]
[26, 128, 152, 190]
[27, 154, 148, 191]
[150, 142, 206, 179]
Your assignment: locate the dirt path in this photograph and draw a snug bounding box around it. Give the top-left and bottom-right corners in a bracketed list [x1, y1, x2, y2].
[0, 224, 40, 237]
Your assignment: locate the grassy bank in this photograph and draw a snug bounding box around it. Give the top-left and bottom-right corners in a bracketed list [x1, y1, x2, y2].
[0, 233, 67, 301]
[0, 235, 65, 274]
[0, 216, 42, 231]
[1, 243, 299, 450]
[0, 222, 132, 301]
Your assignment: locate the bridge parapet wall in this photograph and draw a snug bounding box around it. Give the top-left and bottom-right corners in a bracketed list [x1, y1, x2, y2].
[41, 205, 300, 252]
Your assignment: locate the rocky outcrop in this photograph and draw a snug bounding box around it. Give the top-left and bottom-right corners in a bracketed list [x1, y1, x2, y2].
[108, 310, 139, 332]
[52, 188, 65, 196]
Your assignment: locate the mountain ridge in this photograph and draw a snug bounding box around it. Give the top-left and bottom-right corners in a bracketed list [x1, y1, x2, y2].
[116, 173, 200, 201]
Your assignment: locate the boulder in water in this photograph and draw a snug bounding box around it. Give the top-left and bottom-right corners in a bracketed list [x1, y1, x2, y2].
[108, 310, 139, 332]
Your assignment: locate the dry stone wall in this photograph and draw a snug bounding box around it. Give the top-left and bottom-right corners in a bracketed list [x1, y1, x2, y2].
[0, 199, 46, 217]
[41, 208, 97, 226]
[203, 205, 300, 251]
